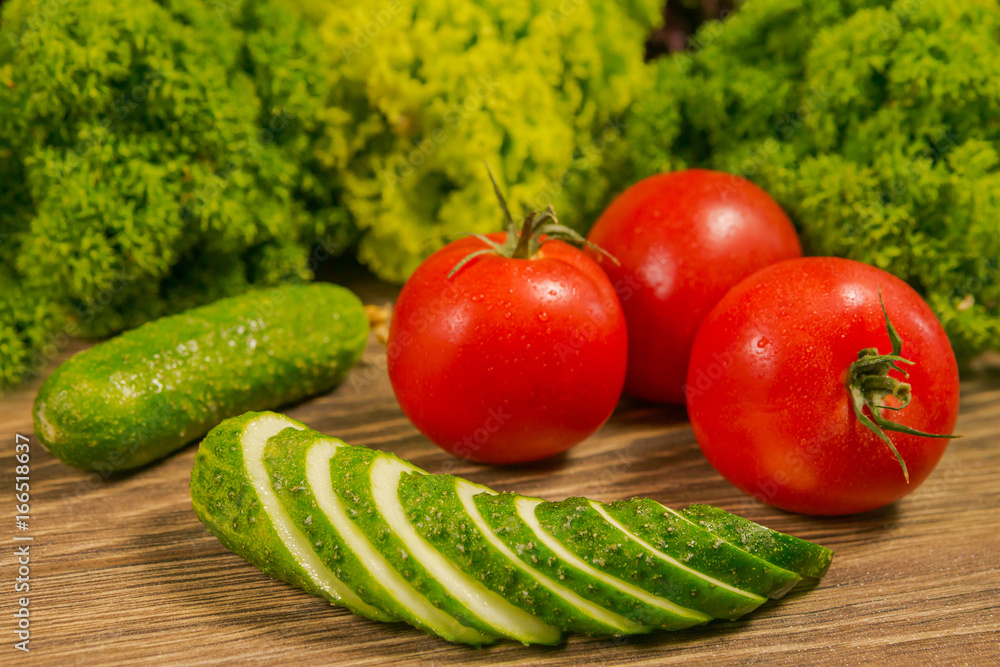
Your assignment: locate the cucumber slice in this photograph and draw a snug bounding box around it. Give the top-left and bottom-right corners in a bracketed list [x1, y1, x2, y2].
[474, 492, 709, 631]
[517, 498, 712, 625]
[538, 499, 766, 619]
[190, 412, 390, 622]
[263, 430, 493, 645]
[370, 456, 562, 645]
[324, 445, 498, 637]
[605, 498, 801, 600]
[398, 472, 644, 636]
[681, 505, 834, 579]
[194, 413, 834, 646]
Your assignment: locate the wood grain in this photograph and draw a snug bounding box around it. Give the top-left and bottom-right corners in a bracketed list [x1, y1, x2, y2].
[1, 272, 998, 666]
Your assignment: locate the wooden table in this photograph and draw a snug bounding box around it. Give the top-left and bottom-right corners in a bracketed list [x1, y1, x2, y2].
[2, 273, 998, 666]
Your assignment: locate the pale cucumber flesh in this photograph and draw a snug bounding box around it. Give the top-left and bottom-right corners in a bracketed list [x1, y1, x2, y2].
[604, 498, 801, 600]
[192, 412, 834, 647]
[681, 505, 834, 580]
[371, 457, 562, 645]
[398, 472, 644, 636]
[515, 497, 711, 628]
[587, 500, 766, 619]
[241, 415, 388, 621]
[326, 445, 502, 638]
[263, 431, 492, 645]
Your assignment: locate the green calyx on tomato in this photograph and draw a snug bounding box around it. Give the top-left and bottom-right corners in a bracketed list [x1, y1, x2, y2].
[448, 166, 616, 277]
[847, 290, 959, 484]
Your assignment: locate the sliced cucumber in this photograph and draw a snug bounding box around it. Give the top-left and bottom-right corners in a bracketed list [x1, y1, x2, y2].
[515, 497, 711, 627]
[371, 456, 561, 645]
[473, 492, 709, 631]
[323, 445, 497, 637]
[263, 430, 493, 645]
[605, 498, 801, 599]
[537, 499, 766, 620]
[192, 412, 834, 647]
[190, 412, 390, 621]
[681, 505, 834, 579]
[398, 472, 644, 636]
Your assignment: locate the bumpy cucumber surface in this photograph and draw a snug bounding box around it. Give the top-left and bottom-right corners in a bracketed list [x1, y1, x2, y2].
[366, 453, 561, 645]
[534, 498, 764, 620]
[35, 283, 367, 470]
[263, 428, 494, 646]
[605, 499, 802, 599]
[191, 412, 834, 646]
[681, 505, 834, 579]
[399, 473, 644, 637]
[190, 412, 389, 621]
[446, 489, 707, 632]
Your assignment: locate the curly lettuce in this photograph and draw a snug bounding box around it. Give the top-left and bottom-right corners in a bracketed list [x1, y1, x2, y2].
[0, 0, 347, 389]
[300, 0, 662, 281]
[628, 0, 1000, 359]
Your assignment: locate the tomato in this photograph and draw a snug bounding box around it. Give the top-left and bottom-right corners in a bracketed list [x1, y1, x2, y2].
[686, 257, 960, 515]
[387, 218, 627, 464]
[586, 169, 802, 404]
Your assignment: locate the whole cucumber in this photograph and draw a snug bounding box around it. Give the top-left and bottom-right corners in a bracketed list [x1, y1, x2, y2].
[33, 284, 368, 471]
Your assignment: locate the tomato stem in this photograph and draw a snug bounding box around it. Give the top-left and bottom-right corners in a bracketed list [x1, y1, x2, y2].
[846, 290, 958, 483]
[447, 165, 619, 277]
[512, 211, 539, 260]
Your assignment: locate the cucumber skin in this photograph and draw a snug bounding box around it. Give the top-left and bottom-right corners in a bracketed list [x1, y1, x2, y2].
[188, 412, 391, 617]
[606, 499, 801, 599]
[535, 498, 762, 620]
[398, 474, 623, 637]
[474, 493, 704, 632]
[681, 505, 834, 579]
[262, 429, 396, 619]
[191, 414, 835, 645]
[329, 446, 503, 639]
[264, 433, 498, 645]
[33, 284, 368, 471]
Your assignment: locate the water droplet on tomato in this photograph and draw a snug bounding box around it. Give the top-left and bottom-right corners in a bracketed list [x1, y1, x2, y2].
[756, 336, 770, 349]
[539, 312, 549, 322]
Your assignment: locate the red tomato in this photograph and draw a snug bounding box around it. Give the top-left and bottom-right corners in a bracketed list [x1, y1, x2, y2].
[387, 234, 627, 464]
[587, 169, 802, 404]
[686, 257, 960, 515]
